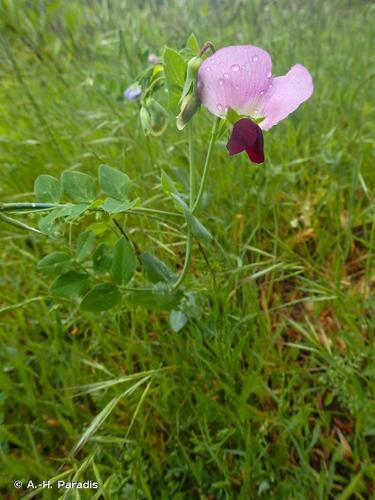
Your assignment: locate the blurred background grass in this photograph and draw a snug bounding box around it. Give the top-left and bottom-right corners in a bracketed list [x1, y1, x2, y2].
[0, 0, 374, 498]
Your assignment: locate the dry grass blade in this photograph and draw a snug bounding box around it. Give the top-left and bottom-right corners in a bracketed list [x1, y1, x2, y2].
[67, 368, 165, 397]
[70, 375, 152, 457]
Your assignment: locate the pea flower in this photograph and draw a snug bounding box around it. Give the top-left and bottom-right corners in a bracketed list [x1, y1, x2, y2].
[197, 45, 313, 163]
[124, 83, 142, 101]
[148, 53, 161, 65]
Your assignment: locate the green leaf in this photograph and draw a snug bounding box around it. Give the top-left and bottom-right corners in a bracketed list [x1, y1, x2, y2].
[76, 231, 96, 262]
[127, 285, 183, 310]
[101, 198, 137, 214]
[226, 107, 241, 125]
[163, 46, 186, 110]
[62, 171, 96, 203]
[170, 310, 189, 332]
[139, 252, 176, 284]
[38, 207, 64, 235]
[59, 203, 90, 219]
[186, 33, 200, 54]
[50, 271, 91, 298]
[34, 175, 62, 203]
[171, 193, 212, 242]
[0, 212, 45, 236]
[93, 243, 112, 274]
[111, 237, 137, 285]
[187, 212, 212, 241]
[160, 170, 179, 195]
[80, 283, 121, 312]
[98, 164, 130, 202]
[37, 252, 71, 275]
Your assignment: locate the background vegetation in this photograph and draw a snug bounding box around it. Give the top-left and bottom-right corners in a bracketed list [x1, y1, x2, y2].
[0, 0, 374, 498]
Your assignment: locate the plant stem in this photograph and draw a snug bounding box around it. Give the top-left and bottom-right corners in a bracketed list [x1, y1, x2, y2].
[192, 117, 220, 214]
[129, 207, 183, 218]
[198, 42, 216, 57]
[173, 235, 193, 289]
[173, 118, 220, 289]
[189, 122, 195, 208]
[0, 202, 64, 211]
[0, 202, 183, 219]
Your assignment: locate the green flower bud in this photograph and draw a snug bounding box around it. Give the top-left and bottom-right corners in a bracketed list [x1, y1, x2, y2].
[179, 55, 203, 105]
[176, 93, 201, 131]
[146, 98, 169, 136]
[140, 106, 151, 135]
[187, 55, 203, 76]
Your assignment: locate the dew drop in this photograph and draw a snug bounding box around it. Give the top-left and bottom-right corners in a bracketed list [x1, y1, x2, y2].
[268, 83, 273, 89]
[217, 104, 223, 111]
[267, 71, 272, 78]
[219, 61, 224, 67]
[260, 90, 265, 95]
[218, 79, 224, 86]
[252, 55, 259, 62]
[223, 73, 229, 78]
[231, 64, 240, 72]
[206, 66, 211, 72]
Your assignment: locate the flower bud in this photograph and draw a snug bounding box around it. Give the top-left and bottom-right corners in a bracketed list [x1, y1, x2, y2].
[146, 98, 169, 136]
[124, 83, 142, 101]
[187, 56, 203, 76]
[179, 56, 203, 105]
[140, 106, 151, 135]
[176, 93, 201, 130]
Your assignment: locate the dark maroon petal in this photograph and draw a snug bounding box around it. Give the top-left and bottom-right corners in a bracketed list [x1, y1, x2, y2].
[226, 118, 264, 164]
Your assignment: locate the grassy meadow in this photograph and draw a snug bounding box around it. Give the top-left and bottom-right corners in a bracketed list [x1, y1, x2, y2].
[0, 0, 374, 498]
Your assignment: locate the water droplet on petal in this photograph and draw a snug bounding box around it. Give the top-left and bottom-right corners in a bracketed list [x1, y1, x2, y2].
[217, 104, 223, 111]
[206, 66, 211, 72]
[218, 79, 224, 86]
[252, 55, 259, 62]
[231, 64, 240, 72]
[260, 90, 264, 95]
[268, 83, 273, 89]
[223, 73, 229, 78]
[219, 61, 224, 67]
[267, 71, 272, 78]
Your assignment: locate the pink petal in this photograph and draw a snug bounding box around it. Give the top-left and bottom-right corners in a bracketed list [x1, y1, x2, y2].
[227, 119, 264, 164]
[259, 64, 313, 130]
[197, 45, 273, 118]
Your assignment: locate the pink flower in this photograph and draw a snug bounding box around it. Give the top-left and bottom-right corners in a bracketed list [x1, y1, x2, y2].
[197, 45, 313, 163]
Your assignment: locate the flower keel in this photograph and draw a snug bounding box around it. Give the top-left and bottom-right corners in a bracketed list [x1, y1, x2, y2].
[226, 118, 264, 164]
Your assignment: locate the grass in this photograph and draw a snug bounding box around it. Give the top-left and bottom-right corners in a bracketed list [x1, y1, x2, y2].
[0, 0, 374, 498]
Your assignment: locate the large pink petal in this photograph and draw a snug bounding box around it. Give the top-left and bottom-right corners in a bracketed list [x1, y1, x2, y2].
[259, 64, 313, 130]
[197, 45, 273, 118]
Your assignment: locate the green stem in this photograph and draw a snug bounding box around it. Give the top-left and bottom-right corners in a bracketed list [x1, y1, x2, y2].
[129, 207, 183, 218]
[0, 202, 65, 211]
[173, 235, 193, 289]
[189, 121, 195, 208]
[173, 118, 220, 289]
[192, 117, 220, 214]
[0, 202, 183, 219]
